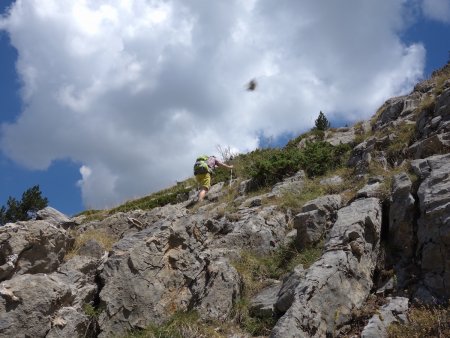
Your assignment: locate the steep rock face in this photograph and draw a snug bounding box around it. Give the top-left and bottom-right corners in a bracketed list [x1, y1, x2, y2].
[373, 93, 421, 130]
[0, 221, 73, 281]
[97, 220, 240, 337]
[271, 198, 382, 338]
[0, 238, 103, 338]
[412, 153, 450, 301]
[294, 194, 342, 248]
[0, 274, 73, 337]
[389, 172, 416, 260]
[0, 269, 99, 338]
[411, 84, 450, 158]
[97, 201, 288, 337]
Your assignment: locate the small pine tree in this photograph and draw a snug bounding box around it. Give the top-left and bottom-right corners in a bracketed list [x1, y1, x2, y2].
[0, 185, 48, 225]
[314, 111, 331, 131]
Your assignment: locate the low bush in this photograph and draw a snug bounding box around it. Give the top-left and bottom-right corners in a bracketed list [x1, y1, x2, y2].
[233, 141, 351, 192]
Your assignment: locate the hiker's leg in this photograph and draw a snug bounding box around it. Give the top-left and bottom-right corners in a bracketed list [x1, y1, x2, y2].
[198, 187, 208, 201]
[195, 173, 211, 202]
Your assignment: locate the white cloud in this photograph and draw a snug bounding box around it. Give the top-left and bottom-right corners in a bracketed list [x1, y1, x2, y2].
[0, 0, 426, 209]
[422, 0, 450, 23]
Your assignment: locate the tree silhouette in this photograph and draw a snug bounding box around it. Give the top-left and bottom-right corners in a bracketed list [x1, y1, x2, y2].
[0, 185, 48, 225]
[314, 111, 331, 131]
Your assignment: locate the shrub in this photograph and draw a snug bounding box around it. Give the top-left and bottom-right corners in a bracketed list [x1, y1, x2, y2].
[243, 147, 304, 188]
[236, 140, 352, 191]
[301, 141, 351, 177]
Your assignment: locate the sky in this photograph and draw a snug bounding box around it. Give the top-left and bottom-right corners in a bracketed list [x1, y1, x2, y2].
[0, 0, 449, 217]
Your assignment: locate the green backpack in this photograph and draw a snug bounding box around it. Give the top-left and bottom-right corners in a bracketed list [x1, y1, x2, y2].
[194, 155, 212, 175]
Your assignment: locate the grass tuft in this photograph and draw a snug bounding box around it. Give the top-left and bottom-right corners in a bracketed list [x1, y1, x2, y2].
[121, 311, 228, 338]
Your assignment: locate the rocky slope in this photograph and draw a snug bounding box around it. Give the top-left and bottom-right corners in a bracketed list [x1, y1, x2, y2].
[1, 63, 449, 337]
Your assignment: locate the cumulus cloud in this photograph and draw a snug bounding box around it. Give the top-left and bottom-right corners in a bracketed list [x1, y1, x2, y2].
[0, 0, 426, 209]
[421, 0, 450, 23]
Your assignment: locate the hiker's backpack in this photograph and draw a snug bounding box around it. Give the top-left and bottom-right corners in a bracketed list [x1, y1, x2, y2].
[194, 155, 212, 175]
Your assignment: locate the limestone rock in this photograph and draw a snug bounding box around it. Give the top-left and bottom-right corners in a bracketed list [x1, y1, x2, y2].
[389, 172, 415, 260]
[319, 175, 344, 186]
[347, 138, 375, 174]
[272, 171, 306, 196]
[0, 221, 73, 281]
[373, 94, 421, 130]
[249, 280, 282, 318]
[37, 206, 78, 229]
[294, 194, 342, 248]
[271, 198, 382, 338]
[411, 153, 450, 301]
[360, 297, 409, 338]
[0, 274, 78, 338]
[97, 220, 242, 337]
[408, 132, 450, 159]
[324, 127, 355, 146]
[275, 265, 306, 314]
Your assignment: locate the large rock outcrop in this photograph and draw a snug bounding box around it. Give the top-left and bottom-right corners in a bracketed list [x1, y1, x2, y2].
[94, 200, 289, 337]
[271, 198, 382, 338]
[412, 153, 450, 301]
[0, 221, 73, 281]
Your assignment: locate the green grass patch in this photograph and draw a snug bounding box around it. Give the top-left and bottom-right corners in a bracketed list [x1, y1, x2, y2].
[109, 181, 194, 214]
[231, 298, 277, 336]
[76, 178, 197, 222]
[232, 241, 323, 298]
[231, 241, 323, 335]
[276, 179, 326, 215]
[121, 311, 225, 338]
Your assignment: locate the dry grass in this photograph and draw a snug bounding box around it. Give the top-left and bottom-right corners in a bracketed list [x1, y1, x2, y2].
[433, 63, 450, 95]
[385, 123, 417, 164]
[65, 229, 117, 260]
[417, 94, 436, 114]
[387, 303, 450, 338]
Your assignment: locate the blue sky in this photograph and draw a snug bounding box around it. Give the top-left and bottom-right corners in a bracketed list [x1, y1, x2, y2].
[0, 0, 449, 217]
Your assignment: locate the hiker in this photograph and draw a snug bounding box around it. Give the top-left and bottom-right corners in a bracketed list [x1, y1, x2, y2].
[193, 155, 233, 203]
